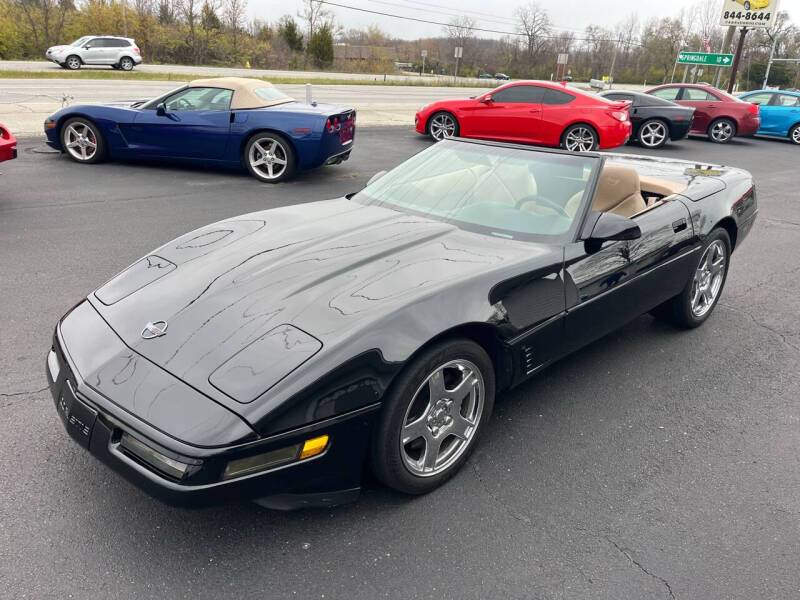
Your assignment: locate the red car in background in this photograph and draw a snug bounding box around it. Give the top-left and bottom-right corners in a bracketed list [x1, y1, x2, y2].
[415, 80, 632, 152]
[644, 83, 760, 144]
[0, 123, 17, 164]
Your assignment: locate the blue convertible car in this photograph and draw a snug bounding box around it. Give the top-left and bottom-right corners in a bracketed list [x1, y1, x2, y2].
[44, 77, 356, 182]
[739, 89, 800, 145]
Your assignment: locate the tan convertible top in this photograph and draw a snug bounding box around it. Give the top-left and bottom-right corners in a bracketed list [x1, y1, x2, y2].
[187, 77, 295, 109]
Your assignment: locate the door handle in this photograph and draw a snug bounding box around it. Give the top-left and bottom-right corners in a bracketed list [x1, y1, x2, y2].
[672, 218, 688, 233]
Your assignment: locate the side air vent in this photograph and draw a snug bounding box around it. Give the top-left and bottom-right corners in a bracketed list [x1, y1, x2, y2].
[522, 344, 536, 375]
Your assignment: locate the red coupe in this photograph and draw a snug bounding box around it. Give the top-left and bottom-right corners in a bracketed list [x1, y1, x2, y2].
[414, 81, 632, 152]
[0, 122, 17, 164]
[644, 83, 760, 144]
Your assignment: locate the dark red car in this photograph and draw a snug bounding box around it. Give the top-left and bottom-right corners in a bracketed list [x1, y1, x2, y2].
[415, 80, 632, 152]
[0, 122, 17, 164]
[644, 83, 760, 144]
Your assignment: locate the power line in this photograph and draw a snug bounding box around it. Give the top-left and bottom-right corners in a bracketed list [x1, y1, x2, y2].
[361, 0, 519, 29]
[315, 0, 644, 46]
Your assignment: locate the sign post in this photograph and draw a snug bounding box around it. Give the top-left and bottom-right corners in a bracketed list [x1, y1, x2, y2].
[556, 53, 568, 80]
[454, 46, 463, 81]
[719, 0, 781, 92]
[421, 49, 427, 76]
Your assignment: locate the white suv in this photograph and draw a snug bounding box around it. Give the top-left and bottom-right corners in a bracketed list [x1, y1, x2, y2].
[45, 36, 142, 71]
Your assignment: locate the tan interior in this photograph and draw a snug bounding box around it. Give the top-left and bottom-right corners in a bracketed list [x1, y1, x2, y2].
[187, 77, 294, 110]
[591, 164, 647, 218]
[639, 175, 687, 197]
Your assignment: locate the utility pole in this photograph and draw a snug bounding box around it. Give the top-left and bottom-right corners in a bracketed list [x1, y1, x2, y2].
[727, 27, 749, 94]
[763, 31, 779, 89]
[608, 37, 620, 89]
[122, 0, 128, 38]
[714, 26, 736, 88]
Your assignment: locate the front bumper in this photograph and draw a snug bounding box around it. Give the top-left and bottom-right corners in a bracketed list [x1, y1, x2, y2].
[47, 325, 379, 509]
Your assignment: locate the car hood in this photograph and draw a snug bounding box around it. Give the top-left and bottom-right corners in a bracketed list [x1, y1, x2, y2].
[87, 198, 538, 413]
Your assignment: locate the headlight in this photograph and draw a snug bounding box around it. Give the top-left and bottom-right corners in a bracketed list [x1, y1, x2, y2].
[119, 432, 199, 480]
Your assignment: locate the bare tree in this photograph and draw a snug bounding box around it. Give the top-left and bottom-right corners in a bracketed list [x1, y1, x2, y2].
[13, 0, 71, 48]
[224, 0, 247, 55]
[515, 2, 551, 59]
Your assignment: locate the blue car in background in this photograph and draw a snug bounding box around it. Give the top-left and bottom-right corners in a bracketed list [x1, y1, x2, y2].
[739, 89, 800, 145]
[44, 77, 356, 182]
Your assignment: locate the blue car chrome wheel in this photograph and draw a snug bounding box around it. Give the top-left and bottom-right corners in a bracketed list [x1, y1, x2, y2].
[244, 132, 295, 183]
[791, 124, 800, 145]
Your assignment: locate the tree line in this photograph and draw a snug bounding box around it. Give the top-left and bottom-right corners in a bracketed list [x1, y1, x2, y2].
[1, 0, 798, 89]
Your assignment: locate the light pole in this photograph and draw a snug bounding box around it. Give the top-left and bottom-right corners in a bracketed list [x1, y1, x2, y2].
[763, 31, 779, 89]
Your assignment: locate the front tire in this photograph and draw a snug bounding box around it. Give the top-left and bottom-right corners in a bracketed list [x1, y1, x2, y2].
[651, 228, 731, 328]
[65, 55, 82, 70]
[60, 117, 106, 164]
[243, 132, 295, 183]
[428, 111, 459, 141]
[789, 123, 800, 145]
[119, 57, 134, 71]
[371, 339, 495, 495]
[708, 118, 736, 144]
[637, 119, 669, 149]
[562, 124, 598, 152]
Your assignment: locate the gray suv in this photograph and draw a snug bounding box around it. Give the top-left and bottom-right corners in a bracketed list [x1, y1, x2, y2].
[45, 36, 142, 71]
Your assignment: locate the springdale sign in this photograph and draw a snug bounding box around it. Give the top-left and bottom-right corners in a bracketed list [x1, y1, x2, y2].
[720, 0, 780, 28]
[677, 52, 734, 67]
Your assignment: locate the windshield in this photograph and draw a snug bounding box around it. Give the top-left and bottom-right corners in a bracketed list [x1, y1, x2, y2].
[70, 36, 91, 47]
[352, 140, 599, 242]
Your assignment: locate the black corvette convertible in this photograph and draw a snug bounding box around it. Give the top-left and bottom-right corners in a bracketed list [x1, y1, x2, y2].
[47, 139, 757, 509]
[599, 90, 696, 149]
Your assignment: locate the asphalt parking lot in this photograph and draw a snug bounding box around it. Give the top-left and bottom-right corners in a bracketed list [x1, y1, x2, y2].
[1, 128, 799, 600]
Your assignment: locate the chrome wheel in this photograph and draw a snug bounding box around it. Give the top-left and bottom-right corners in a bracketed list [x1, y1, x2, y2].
[564, 126, 597, 152]
[639, 120, 668, 148]
[429, 113, 457, 141]
[63, 122, 98, 161]
[66, 56, 81, 70]
[710, 120, 734, 143]
[248, 138, 288, 180]
[790, 126, 800, 145]
[691, 240, 726, 318]
[400, 359, 484, 477]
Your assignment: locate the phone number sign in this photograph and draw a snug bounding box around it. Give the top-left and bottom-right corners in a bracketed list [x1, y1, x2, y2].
[720, 0, 780, 28]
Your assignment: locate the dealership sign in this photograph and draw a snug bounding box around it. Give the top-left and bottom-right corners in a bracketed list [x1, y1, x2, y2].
[677, 51, 734, 66]
[720, 0, 780, 28]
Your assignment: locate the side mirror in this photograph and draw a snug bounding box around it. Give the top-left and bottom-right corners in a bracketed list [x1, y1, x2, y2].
[480, 95, 493, 104]
[156, 102, 167, 116]
[583, 211, 641, 253]
[366, 170, 387, 186]
[84, 45, 92, 49]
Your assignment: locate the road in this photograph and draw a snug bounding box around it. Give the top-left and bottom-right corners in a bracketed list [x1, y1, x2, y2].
[1, 129, 799, 599]
[0, 78, 488, 135]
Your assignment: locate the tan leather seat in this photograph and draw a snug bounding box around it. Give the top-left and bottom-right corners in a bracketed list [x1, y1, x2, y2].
[592, 164, 647, 218]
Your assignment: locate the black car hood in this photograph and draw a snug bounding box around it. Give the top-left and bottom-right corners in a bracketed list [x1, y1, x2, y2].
[88, 199, 544, 418]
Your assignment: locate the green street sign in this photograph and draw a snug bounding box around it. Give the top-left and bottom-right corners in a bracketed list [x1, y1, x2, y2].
[677, 52, 734, 67]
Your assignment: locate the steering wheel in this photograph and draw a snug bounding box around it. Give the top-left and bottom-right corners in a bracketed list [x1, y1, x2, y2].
[515, 194, 571, 219]
[174, 97, 192, 111]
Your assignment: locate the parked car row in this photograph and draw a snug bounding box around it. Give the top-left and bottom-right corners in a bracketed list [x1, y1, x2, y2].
[415, 80, 800, 150]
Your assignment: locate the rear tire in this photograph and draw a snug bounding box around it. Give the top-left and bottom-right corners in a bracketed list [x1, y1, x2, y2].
[708, 118, 736, 144]
[119, 57, 135, 71]
[789, 123, 800, 145]
[371, 339, 495, 495]
[562, 124, 598, 152]
[243, 132, 295, 183]
[65, 55, 82, 70]
[650, 228, 731, 328]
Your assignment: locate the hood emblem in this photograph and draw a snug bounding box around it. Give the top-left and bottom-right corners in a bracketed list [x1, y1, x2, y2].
[141, 320, 168, 339]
